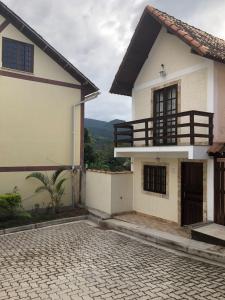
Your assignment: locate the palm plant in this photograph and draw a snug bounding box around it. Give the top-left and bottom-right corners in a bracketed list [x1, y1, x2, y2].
[26, 168, 67, 213]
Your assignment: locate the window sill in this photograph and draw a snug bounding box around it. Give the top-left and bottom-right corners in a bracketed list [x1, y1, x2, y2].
[142, 189, 169, 199]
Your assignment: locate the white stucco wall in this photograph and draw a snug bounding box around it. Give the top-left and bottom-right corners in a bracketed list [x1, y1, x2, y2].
[115, 28, 218, 223]
[111, 173, 133, 214]
[132, 28, 210, 145]
[85, 171, 112, 214]
[133, 158, 179, 223]
[214, 62, 225, 142]
[85, 170, 133, 215]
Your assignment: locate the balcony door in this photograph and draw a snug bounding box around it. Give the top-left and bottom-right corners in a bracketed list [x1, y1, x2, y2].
[153, 85, 178, 146]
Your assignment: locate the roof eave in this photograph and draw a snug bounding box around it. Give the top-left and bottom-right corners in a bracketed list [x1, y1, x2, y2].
[110, 7, 161, 96]
[110, 5, 223, 97]
[0, 1, 99, 96]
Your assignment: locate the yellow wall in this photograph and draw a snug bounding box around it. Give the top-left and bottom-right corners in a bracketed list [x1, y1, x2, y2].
[0, 15, 82, 209]
[0, 20, 80, 84]
[0, 78, 81, 166]
[0, 15, 5, 24]
[133, 158, 179, 223]
[0, 171, 73, 210]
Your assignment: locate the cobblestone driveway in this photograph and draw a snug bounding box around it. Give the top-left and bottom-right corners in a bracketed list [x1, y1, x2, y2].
[0, 221, 225, 300]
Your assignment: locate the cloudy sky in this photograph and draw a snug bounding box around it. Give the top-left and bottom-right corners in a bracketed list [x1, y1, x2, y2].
[3, 0, 225, 121]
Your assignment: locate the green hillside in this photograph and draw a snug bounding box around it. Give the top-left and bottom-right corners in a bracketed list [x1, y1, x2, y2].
[84, 118, 124, 149]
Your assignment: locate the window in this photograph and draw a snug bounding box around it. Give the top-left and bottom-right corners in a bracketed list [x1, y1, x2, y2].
[143, 165, 166, 194]
[2, 38, 34, 73]
[153, 85, 177, 146]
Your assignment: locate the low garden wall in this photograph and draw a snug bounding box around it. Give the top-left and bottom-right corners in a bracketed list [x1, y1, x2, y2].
[85, 169, 133, 215]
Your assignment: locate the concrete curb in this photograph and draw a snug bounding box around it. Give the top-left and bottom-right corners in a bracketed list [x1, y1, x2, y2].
[100, 219, 225, 265]
[0, 215, 88, 235]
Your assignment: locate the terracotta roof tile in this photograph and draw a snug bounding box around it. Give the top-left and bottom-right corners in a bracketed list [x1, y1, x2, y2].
[190, 40, 201, 48]
[165, 20, 173, 27]
[184, 35, 194, 42]
[110, 5, 225, 96]
[208, 143, 225, 155]
[177, 30, 188, 37]
[198, 45, 209, 55]
[147, 5, 225, 63]
[171, 24, 179, 32]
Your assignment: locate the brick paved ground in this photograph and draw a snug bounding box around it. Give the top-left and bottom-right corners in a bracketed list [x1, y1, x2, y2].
[0, 221, 225, 300]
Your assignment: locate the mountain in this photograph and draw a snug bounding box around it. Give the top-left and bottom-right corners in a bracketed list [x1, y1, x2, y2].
[84, 118, 124, 148]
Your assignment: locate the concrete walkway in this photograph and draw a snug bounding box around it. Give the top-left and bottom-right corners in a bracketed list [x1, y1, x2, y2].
[100, 218, 225, 265]
[114, 212, 190, 238]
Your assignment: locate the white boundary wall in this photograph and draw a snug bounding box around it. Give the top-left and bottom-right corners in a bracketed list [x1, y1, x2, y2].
[85, 170, 133, 215]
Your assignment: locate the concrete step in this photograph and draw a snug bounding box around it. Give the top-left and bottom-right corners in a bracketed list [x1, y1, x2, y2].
[100, 219, 225, 265]
[88, 208, 111, 220]
[192, 223, 225, 247]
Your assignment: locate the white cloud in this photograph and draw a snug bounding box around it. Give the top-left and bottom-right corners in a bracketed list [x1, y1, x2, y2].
[2, 0, 225, 121]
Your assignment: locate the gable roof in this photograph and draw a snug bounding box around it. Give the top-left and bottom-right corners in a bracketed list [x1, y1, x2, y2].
[0, 1, 99, 96]
[110, 5, 225, 96]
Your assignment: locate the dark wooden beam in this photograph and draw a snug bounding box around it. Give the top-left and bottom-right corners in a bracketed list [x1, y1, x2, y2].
[0, 165, 73, 172]
[0, 70, 81, 89]
[0, 19, 10, 33]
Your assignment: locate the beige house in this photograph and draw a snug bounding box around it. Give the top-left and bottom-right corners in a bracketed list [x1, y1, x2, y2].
[109, 6, 225, 227]
[0, 2, 98, 210]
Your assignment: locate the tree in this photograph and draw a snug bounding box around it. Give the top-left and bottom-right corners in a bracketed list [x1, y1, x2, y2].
[26, 168, 66, 213]
[84, 128, 97, 166]
[84, 128, 131, 171]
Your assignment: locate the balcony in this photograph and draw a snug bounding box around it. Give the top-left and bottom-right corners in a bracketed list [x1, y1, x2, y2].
[114, 111, 213, 160]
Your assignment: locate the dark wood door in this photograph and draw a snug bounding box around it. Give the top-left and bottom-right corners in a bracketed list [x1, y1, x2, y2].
[181, 162, 203, 226]
[214, 158, 225, 225]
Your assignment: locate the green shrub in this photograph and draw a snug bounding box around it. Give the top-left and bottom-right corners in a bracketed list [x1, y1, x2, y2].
[15, 210, 31, 220]
[0, 193, 24, 220]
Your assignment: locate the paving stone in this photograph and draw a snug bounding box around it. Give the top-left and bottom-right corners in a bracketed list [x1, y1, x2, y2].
[0, 222, 224, 299]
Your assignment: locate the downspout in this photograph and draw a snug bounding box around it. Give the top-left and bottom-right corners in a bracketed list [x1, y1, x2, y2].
[72, 90, 100, 207]
[71, 104, 76, 208]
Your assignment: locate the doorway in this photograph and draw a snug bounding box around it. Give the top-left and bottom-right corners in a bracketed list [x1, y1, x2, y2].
[181, 162, 203, 226]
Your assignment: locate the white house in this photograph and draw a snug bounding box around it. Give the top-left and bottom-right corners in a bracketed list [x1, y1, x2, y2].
[109, 5, 225, 227]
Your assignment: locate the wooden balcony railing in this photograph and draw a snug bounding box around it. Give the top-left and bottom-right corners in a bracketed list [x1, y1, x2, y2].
[114, 110, 214, 147]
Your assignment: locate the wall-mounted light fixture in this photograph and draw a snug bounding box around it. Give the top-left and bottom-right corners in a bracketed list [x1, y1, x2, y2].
[159, 64, 167, 78]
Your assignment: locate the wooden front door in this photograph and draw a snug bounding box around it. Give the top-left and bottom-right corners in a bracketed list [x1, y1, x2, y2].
[181, 162, 203, 226]
[214, 158, 225, 225]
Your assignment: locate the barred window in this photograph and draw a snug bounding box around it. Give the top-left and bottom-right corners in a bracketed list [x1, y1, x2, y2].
[2, 38, 34, 73]
[143, 165, 166, 194]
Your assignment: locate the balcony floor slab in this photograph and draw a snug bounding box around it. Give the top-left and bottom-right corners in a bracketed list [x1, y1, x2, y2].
[114, 145, 210, 160]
